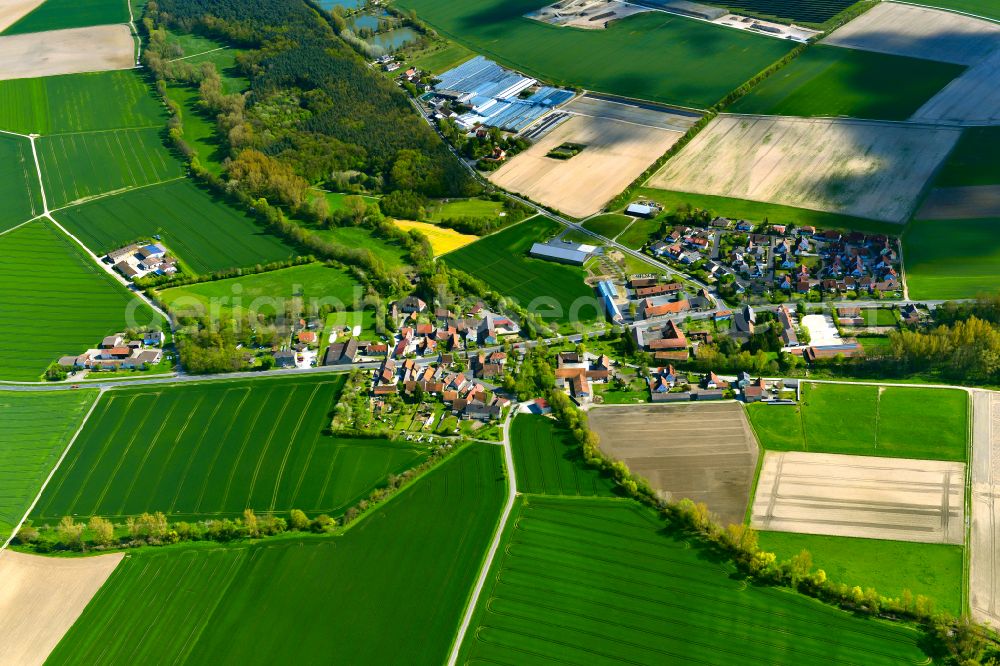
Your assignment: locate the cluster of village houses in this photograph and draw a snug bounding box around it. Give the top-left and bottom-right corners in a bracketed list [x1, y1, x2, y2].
[105, 242, 178, 281]
[647, 216, 902, 297]
[57, 331, 165, 372]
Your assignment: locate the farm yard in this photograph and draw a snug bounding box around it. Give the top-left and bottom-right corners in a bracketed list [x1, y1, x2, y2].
[0, 550, 124, 666]
[31, 375, 430, 524]
[0, 220, 161, 381]
[457, 496, 931, 665]
[394, 219, 478, 256]
[751, 451, 966, 544]
[53, 179, 296, 274]
[729, 45, 964, 120]
[904, 218, 1000, 299]
[392, 0, 794, 108]
[0, 390, 98, 541]
[746, 383, 969, 461]
[588, 403, 759, 525]
[38, 128, 183, 208]
[442, 216, 599, 325]
[0, 132, 43, 232]
[2, 0, 129, 34]
[48, 444, 506, 664]
[0, 25, 134, 81]
[511, 414, 617, 496]
[0, 70, 165, 135]
[489, 97, 691, 218]
[158, 263, 363, 320]
[648, 114, 961, 223]
[757, 531, 964, 615]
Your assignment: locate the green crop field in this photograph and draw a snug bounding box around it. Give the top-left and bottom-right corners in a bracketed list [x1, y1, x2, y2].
[0, 133, 43, 232]
[0, 70, 164, 135]
[919, 0, 1000, 20]
[0, 220, 161, 381]
[712, 0, 858, 24]
[730, 45, 964, 120]
[159, 262, 363, 319]
[392, 0, 793, 109]
[746, 383, 968, 461]
[443, 216, 599, 324]
[457, 496, 930, 664]
[905, 218, 1000, 300]
[2, 0, 129, 34]
[582, 213, 632, 240]
[38, 128, 183, 208]
[50, 443, 506, 664]
[511, 414, 617, 496]
[53, 179, 295, 274]
[31, 374, 429, 523]
[0, 390, 98, 540]
[932, 127, 1000, 187]
[758, 531, 964, 615]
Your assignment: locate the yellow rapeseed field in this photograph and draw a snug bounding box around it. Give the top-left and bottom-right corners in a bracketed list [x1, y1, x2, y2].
[394, 219, 478, 256]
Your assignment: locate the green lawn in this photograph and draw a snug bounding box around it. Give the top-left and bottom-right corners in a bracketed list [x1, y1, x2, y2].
[730, 45, 964, 120]
[54, 179, 295, 274]
[616, 216, 662, 250]
[392, 0, 793, 109]
[0, 133, 43, 232]
[312, 224, 409, 269]
[31, 374, 431, 524]
[904, 218, 1000, 300]
[49, 443, 506, 664]
[3, 0, 129, 34]
[746, 383, 969, 461]
[0, 220, 162, 381]
[443, 216, 599, 324]
[581, 213, 632, 240]
[159, 262, 363, 319]
[0, 70, 165, 135]
[0, 390, 99, 541]
[511, 414, 617, 497]
[457, 496, 931, 664]
[38, 128, 183, 208]
[164, 83, 229, 174]
[633, 187, 901, 235]
[758, 531, 964, 615]
[429, 197, 503, 221]
[932, 127, 1000, 187]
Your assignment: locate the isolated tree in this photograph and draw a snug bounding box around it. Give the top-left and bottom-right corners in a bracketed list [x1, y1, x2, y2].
[89, 516, 115, 547]
[289, 509, 309, 531]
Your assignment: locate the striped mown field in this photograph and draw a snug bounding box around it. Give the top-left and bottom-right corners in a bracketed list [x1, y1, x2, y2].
[31, 374, 429, 523]
[511, 414, 617, 497]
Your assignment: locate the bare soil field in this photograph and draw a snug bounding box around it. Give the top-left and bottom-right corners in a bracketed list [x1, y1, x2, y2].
[0, 0, 44, 32]
[751, 451, 965, 545]
[912, 49, 1000, 126]
[648, 114, 960, 223]
[917, 185, 1000, 219]
[588, 402, 759, 525]
[823, 2, 1000, 65]
[0, 25, 134, 81]
[0, 549, 123, 665]
[526, 0, 650, 29]
[971, 391, 1000, 628]
[563, 94, 702, 132]
[490, 104, 685, 218]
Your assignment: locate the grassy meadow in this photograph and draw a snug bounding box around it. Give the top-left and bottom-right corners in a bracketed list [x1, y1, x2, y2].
[38, 128, 183, 208]
[904, 218, 1000, 300]
[730, 45, 964, 120]
[0, 133, 43, 232]
[746, 383, 969, 461]
[2, 0, 129, 34]
[0, 220, 161, 381]
[457, 496, 930, 664]
[511, 414, 617, 497]
[428, 197, 503, 221]
[758, 531, 964, 615]
[395, 219, 478, 255]
[54, 179, 295, 274]
[310, 223, 409, 270]
[159, 263, 363, 319]
[0, 71, 163, 135]
[443, 216, 599, 324]
[0, 390, 98, 541]
[31, 374, 429, 524]
[393, 0, 793, 108]
[49, 444, 506, 664]
[163, 84, 228, 174]
[582, 213, 632, 240]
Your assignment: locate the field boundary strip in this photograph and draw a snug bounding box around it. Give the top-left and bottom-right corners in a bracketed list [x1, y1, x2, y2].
[0, 388, 104, 552]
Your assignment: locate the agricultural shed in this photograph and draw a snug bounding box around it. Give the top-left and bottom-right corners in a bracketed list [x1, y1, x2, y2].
[528, 241, 596, 265]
